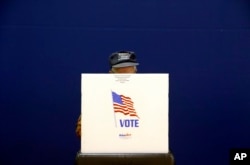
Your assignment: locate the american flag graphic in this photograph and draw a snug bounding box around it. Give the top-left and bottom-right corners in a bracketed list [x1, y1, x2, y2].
[112, 91, 139, 118]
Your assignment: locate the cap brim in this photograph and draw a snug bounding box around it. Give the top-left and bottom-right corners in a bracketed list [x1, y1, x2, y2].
[112, 62, 139, 68]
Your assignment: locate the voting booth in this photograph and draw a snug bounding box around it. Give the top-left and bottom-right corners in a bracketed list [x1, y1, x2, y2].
[76, 74, 174, 165]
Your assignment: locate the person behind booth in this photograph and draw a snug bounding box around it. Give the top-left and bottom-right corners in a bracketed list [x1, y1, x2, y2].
[75, 50, 139, 138]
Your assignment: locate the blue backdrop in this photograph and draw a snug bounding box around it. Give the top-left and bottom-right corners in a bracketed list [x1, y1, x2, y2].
[1, 0, 250, 165]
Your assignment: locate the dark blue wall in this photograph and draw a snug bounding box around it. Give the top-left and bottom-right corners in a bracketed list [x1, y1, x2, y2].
[1, 0, 250, 164]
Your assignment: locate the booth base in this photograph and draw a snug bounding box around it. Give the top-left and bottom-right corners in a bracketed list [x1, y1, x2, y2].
[75, 152, 174, 165]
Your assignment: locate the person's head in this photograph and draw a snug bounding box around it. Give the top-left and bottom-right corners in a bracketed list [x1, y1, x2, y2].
[109, 50, 139, 73]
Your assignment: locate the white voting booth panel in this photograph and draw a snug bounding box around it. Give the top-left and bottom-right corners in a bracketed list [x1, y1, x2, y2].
[81, 74, 169, 154]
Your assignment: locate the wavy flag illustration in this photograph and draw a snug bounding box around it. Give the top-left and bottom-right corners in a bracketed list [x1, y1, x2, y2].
[111, 91, 139, 119]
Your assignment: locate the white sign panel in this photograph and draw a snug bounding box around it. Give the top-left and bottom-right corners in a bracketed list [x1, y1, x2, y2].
[81, 74, 169, 154]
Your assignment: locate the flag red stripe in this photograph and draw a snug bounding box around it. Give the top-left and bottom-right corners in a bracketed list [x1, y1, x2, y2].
[115, 111, 130, 115]
[114, 107, 136, 113]
[113, 104, 135, 111]
[113, 106, 137, 116]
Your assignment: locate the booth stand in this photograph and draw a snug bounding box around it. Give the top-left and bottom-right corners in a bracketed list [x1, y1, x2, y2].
[75, 152, 175, 165]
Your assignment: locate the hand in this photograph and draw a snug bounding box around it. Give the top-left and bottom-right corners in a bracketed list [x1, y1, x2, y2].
[75, 115, 81, 138]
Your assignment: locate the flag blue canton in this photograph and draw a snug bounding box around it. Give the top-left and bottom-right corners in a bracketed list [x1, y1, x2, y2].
[112, 91, 123, 104]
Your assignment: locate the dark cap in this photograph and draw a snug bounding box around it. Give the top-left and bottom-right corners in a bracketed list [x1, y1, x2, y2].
[109, 50, 139, 68]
